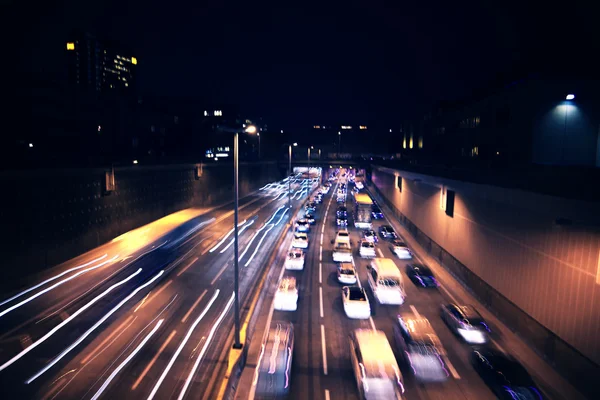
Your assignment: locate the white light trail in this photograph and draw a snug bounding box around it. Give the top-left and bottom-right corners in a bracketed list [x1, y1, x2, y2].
[164, 218, 215, 250]
[146, 290, 220, 400]
[244, 225, 276, 267]
[178, 292, 235, 400]
[208, 220, 247, 253]
[91, 319, 164, 400]
[26, 269, 165, 384]
[0, 254, 108, 307]
[219, 220, 255, 254]
[239, 207, 284, 260]
[0, 254, 119, 319]
[274, 208, 289, 225]
[0, 268, 142, 373]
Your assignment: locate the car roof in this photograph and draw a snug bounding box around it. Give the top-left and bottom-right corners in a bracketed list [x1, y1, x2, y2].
[410, 264, 432, 274]
[398, 315, 440, 344]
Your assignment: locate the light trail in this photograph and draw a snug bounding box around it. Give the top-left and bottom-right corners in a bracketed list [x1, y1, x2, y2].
[0, 254, 108, 307]
[208, 220, 247, 253]
[219, 220, 255, 253]
[178, 292, 235, 400]
[26, 270, 165, 384]
[131, 329, 177, 390]
[146, 290, 220, 400]
[0, 255, 119, 319]
[244, 225, 276, 267]
[164, 218, 215, 250]
[91, 319, 164, 400]
[0, 268, 141, 373]
[239, 206, 284, 260]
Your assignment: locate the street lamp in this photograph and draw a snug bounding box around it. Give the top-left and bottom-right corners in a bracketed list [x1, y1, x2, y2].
[338, 131, 341, 154]
[288, 143, 298, 211]
[566, 94, 575, 100]
[257, 132, 261, 159]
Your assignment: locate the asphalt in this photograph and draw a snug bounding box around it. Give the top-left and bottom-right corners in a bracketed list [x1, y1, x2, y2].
[239, 170, 587, 400]
[0, 176, 317, 400]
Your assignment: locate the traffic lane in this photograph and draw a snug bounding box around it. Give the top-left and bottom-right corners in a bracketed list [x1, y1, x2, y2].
[352, 217, 495, 399]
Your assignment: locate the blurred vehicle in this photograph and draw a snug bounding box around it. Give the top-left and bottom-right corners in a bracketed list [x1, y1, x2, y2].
[359, 239, 376, 258]
[305, 202, 317, 212]
[313, 195, 322, 204]
[342, 286, 371, 319]
[321, 185, 330, 194]
[337, 194, 346, 204]
[406, 264, 438, 288]
[363, 229, 378, 243]
[335, 229, 350, 244]
[471, 349, 543, 400]
[304, 212, 315, 224]
[336, 206, 348, 217]
[333, 241, 353, 263]
[349, 329, 405, 400]
[393, 314, 449, 382]
[379, 225, 397, 239]
[291, 232, 309, 249]
[337, 215, 348, 227]
[391, 239, 412, 259]
[355, 181, 364, 190]
[337, 262, 357, 284]
[441, 304, 490, 344]
[295, 218, 310, 232]
[285, 248, 305, 270]
[254, 321, 294, 397]
[354, 193, 373, 229]
[367, 258, 405, 304]
[274, 277, 298, 311]
[371, 205, 384, 220]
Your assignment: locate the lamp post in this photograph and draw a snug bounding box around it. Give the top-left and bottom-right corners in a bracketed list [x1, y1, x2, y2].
[562, 94, 575, 164]
[257, 132, 261, 160]
[288, 143, 298, 211]
[338, 131, 341, 155]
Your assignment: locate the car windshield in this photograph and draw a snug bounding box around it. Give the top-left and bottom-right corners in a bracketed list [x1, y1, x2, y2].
[379, 278, 400, 286]
[372, 207, 381, 212]
[338, 232, 349, 237]
[395, 242, 407, 247]
[414, 265, 433, 275]
[348, 288, 366, 301]
[288, 252, 302, 258]
[365, 231, 374, 237]
[340, 268, 354, 275]
[362, 241, 374, 248]
[492, 357, 533, 385]
[294, 234, 306, 240]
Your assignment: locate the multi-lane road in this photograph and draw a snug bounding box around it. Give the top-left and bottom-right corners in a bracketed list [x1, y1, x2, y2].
[0, 176, 317, 400]
[249, 169, 575, 400]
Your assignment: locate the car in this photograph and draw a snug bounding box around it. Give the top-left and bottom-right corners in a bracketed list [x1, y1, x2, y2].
[471, 349, 543, 400]
[391, 239, 412, 259]
[321, 186, 330, 194]
[313, 195, 322, 204]
[371, 205, 384, 219]
[285, 248, 305, 270]
[274, 277, 298, 311]
[406, 263, 438, 288]
[254, 321, 294, 397]
[337, 262, 357, 284]
[342, 286, 371, 319]
[305, 202, 317, 212]
[359, 239, 376, 258]
[441, 304, 490, 344]
[363, 229, 378, 243]
[291, 232, 309, 249]
[336, 206, 347, 217]
[379, 225, 397, 239]
[355, 181, 364, 190]
[335, 229, 350, 245]
[336, 215, 348, 227]
[295, 219, 310, 232]
[304, 212, 315, 224]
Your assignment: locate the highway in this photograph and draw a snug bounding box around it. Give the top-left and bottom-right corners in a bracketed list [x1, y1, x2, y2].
[0, 176, 317, 400]
[250, 169, 569, 400]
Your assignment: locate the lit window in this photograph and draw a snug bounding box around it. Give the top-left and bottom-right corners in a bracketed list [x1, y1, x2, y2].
[125, 83, 129, 87]
[409, 133, 413, 149]
[359, 125, 367, 130]
[204, 110, 208, 116]
[29, 143, 33, 148]
[341, 125, 352, 129]
[402, 134, 407, 149]
[66, 42, 75, 50]
[214, 110, 222, 116]
[418, 136, 423, 149]
[131, 57, 138, 65]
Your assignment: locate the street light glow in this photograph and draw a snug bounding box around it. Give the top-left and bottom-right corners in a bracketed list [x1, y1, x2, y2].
[338, 131, 341, 135]
[293, 142, 298, 146]
[566, 94, 575, 100]
[133, 160, 138, 164]
[28, 143, 33, 148]
[245, 125, 257, 134]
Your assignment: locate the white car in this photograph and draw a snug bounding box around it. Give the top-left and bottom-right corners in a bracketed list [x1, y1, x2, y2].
[274, 277, 298, 311]
[335, 229, 350, 245]
[291, 232, 309, 249]
[359, 239, 376, 258]
[391, 239, 412, 259]
[321, 186, 330, 194]
[337, 262, 357, 284]
[295, 219, 310, 233]
[342, 286, 371, 319]
[363, 230, 378, 243]
[285, 249, 305, 270]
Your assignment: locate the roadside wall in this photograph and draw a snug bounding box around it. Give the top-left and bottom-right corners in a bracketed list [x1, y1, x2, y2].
[0, 162, 282, 284]
[370, 165, 600, 397]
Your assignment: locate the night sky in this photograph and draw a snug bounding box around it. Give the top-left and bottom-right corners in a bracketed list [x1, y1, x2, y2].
[5, 0, 598, 130]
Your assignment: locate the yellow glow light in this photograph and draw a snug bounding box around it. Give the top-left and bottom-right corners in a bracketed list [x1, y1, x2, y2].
[66, 42, 75, 50]
[131, 57, 138, 65]
[359, 125, 367, 130]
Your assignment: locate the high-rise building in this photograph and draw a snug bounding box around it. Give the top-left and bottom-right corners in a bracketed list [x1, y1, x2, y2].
[66, 32, 137, 92]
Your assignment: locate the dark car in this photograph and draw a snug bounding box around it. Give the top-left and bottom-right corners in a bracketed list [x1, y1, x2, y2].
[379, 225, 397, 239]
[471, 349, 543, 400]
[304, 212, 315, 224]
[336, 206, 347, 217]
[406, 263, 438, 288]
[441, 304, 490, 344]
[305, 202, 317, 212]
[371, 205, 384, 219]
[337, 215, 348, 226]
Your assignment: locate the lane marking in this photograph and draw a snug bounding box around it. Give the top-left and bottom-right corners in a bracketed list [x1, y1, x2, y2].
[409, 305, 421, 319]
[80, 315, 136, 365]
[132, 329, 177, 390]
[439, 284, 460, 305]
[319, 262, 322, 284]
[177, 257, 199, 277]
[444, 357, 461, 379]
[319, 287, 324, 318]
[181, 290, 208, 323]
[376, 248, 384, 257]
[211, 263, 229, 285]
[325, 389, 331, 400]
[141, 280, 173, 310]
[491, 338, 507, 354]
[320, 324, 328, 375]
[369, 317, 376, 331]
[319, 247, 322, 261]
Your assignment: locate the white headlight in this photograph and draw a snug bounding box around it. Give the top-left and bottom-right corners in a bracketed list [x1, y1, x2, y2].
[457, 328, 486, 344]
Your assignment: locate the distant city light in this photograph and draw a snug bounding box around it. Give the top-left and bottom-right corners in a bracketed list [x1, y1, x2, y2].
[359, 125, 367, 130]
[566, 94, 575, 100]
[133, 160, 138, 164]
[214, 157, 219, 161]
[281, 130, 284, 133]
[245, 125, 257, 134]
[496, 151, 500, 155]
[242, 124, 246, 128]
[131, 57, 138, 65]
[28, 143, 33, 148]
[293, 143, 298, 146]
[389, 129, 392, 132]
[338, 131, 341, 135]
[204, 110, 208, 116]
[98, 125, 102, 132]
[341, 126, 352, 129]
[214, 110, 223, 116]
[313, 125, 321, 129]
[66, 42, 75, 50]
[215, 153, 229, 157]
